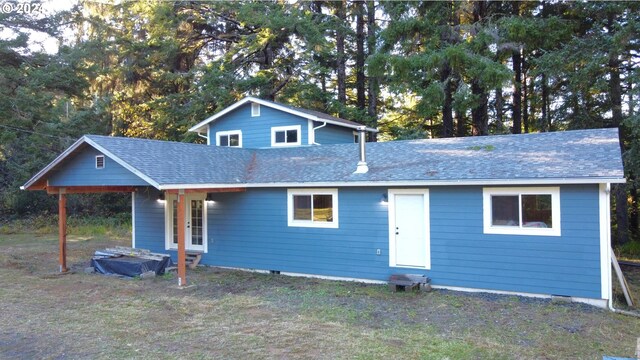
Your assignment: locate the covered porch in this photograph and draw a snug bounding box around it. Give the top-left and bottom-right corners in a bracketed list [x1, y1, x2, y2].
[28, 184, 245, 286]
[19, 135, 249, 287]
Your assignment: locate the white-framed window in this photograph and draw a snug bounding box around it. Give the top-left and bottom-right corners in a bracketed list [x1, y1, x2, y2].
[353, 131, 359, 143]
[287, 188, 338, 228]
[95, 155, 105, 169]
[251, 103, 260, 117]
[482, 187, 561, 236]
[271, 125, 301, 147]
[216, 130, 242, 147]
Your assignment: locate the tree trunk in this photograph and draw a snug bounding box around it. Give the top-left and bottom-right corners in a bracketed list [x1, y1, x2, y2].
[522, 54, 529, 133]
[511, 2, 522, 134]
[441, 61, 454, 138]
[355, 0, 366, 110]
[471, 1, 488, 136]
[471, 80, 488, 136]
[608, 14, 628, 245]
[630, 178, 639, 238]
[455, 106, 466, 137]
[336, 0, 347, 106]
[366, 0, 379, 139]
[495, 87, 503, 132]
[541, 73, 549, 131]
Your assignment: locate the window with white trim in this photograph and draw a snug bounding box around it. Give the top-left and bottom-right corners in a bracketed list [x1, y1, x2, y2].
[95, 155, 105, 169]
[216, 130, 242, 147]
[287, 189, 338, 228]
[483, 187, 561, 236]
[272, 125, 301, 147]
[353, 131, 359, 143]
[251, 103, 260, 117]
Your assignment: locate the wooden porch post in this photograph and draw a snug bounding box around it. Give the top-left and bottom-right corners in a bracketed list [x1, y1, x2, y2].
[177, 190, 187, 286]
[58, 191, 68, 273]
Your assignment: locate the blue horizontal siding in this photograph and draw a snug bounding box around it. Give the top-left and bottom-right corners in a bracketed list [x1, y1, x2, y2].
[49, 147, 149, 186]
[131, 184, 603, 299]
[428, 185, 601, 298]
[134, 188, 167, 254]
[208, 104, 309, 148]
[314, 122, 355, 144]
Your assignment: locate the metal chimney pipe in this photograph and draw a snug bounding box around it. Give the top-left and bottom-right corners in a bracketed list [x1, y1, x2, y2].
[354, 126, 369, 174]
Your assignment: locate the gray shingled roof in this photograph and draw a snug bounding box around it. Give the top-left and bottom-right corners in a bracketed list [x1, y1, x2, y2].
[78, 128, 624, 188]
[23, 129, 624, 190]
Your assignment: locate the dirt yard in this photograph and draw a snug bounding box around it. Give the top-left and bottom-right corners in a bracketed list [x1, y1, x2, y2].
[1, 233, 639, 359]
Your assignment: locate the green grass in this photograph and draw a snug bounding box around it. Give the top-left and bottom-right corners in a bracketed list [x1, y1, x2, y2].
[618, 240, 640, 260]
[0, 215, 131, 238]
[1, 231, 639, 359]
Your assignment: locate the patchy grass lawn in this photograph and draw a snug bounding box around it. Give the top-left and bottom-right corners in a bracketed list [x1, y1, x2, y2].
[1, 233, 639, 359]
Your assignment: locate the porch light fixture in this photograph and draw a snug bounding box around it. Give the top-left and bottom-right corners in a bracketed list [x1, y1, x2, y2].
[381, 193, 388, 204]
[157, 193, 165, 203]
[205, 193, 216, 204]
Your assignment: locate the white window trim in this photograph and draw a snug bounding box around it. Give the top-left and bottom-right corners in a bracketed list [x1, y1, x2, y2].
[215, 130, 243, 148]
[251, 103, 260, 117]
[353, 131, 359, 143]
[388, 189, 431, 269]
[287, 188, 339, 228]
[95, 155, 105, 169]
[482, 187, 561, 236]
[164, 193, 208, 253]
[271, 125, 302, 147]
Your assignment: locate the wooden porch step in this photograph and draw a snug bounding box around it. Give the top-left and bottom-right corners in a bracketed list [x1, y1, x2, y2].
[388, 274, 431, 292]
[185, 251, 202, 269]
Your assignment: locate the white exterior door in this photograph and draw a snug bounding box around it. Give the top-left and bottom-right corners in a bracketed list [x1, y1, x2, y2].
[389, 189, 430, 269]
[186, 196, 205, 252]
[165, 194, 207, 253]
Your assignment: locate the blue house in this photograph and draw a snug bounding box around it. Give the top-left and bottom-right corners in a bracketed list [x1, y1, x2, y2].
[22, 97, 625, 308]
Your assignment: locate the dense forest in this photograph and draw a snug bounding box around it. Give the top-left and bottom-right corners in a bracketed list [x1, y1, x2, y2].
[0, 1, 638, 245]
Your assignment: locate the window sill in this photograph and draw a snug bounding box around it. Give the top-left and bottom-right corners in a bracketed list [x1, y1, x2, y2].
[288, 221, 339, 229]
[483, 226, 561, 237]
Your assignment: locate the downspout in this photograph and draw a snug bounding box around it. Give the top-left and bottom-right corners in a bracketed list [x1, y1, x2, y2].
[605, 183, 640, 317]
[311, 121, 327, 145]
[197, 131, 209, 145]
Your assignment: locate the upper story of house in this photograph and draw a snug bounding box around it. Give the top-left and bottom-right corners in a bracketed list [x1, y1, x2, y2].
[188, 97, 377, 149]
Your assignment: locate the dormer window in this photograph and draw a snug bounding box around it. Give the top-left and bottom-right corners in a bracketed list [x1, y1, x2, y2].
[251, 103, 260, 117]
[95, 155, 105, 169]
[216, 130, 242, 147]
[271, 125, 301, 147]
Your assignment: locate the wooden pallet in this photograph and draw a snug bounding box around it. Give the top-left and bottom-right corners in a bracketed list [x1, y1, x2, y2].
[103, 246, 170, 261]
[388, 274, 431, 292]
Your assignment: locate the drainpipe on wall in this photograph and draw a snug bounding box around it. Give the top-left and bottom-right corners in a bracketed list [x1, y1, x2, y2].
[311, 122, 327, 145]
[197, 131, 209, 145]
[354, 126, 368, 174]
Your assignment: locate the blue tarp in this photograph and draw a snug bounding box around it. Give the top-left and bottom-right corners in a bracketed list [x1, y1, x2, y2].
[91, 254, 172, 277]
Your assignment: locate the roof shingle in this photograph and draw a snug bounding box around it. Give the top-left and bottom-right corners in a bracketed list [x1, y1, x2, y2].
[80, 128, 623, 188]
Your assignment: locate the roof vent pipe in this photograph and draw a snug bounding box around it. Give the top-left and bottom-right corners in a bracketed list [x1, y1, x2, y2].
[354, 126, 368, 174]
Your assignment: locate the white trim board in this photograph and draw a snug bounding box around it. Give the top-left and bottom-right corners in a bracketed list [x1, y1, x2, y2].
[158, 178, 624, 190]
[188, 96, 378, 134]
[599, 183, 612, 301]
